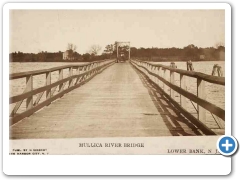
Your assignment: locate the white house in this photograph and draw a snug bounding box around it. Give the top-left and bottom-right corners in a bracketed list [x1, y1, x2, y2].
[63, 50, 69, 60]
[63, 50, 75, 60]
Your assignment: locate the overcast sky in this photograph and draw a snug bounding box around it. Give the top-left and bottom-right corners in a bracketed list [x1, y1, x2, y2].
[10, 10, 225, 54]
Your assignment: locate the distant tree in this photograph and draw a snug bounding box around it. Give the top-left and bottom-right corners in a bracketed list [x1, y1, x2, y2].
[130, 47, 138, 57]
[89, 44, 102, 56]
[67, 43, 77, 51]
[215, 42, 225, 52]
[104, 44, 114, 54]
[82, 53, 91, 61]
[66, 43, 77, 60]
[215, 41, 225, 49]
[37, 51, 46, 62]
[102, 44, 114, 59]
[183, 44, 199, 60]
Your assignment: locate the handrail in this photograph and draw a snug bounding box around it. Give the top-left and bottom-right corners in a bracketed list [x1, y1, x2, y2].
[133, 62, 225, 120]
[131, 59, 225, 134]
[9, 59, 116, 125]
[10, 64, 104, 104]
[136, 60, 225, 85]
[10, 59, 109, 80]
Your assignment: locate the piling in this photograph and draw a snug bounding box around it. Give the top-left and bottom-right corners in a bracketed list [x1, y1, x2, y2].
[170, 62, 177, 68]
[187, 60, 194, 71]
[170, 62, 177, 100]
[212, 64, 223, 77]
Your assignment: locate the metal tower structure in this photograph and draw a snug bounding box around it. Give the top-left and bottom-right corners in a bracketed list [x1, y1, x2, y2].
[116, 41, 130, 63]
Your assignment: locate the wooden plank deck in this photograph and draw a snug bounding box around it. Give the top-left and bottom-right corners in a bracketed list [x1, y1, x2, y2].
[10, 62, 207, 139]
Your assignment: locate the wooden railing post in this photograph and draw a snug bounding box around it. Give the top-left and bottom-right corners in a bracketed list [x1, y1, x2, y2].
[163, 69, 167, 93]
[9, 61, 116, 124]
[150, 65, 154, 80]
[26, 75, 33, 110]
[69, 67, 73, 87]
[59, 69, 63, 92]
[79, 67, 83, 74]
[154, 67, 157, 83]
[130, 59, 225, 126]
[197, 78, 206, 123]
[148, 64, 151, 78]
[77, 67, 80, 75]
[146, 63, 148, 75]
[157, 67, 161, 87]
[86, 65, 89, 78]
[152, 66, 155, 82]
[180, 74, 187, 109]
[170, 70, 175, 100]
[46, 72, 51, 99]
[88, 65, 91, 78]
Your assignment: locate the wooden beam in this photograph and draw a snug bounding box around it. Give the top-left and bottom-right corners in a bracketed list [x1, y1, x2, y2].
[170, 70, 175, 100]
[163, 69, 167, 93]
[10, 88, 28, 117]
[46, 72, 51, 100]
[10, 60, 114, 80]
[9, 61, 115, 125]
[26, 75, 33, 110]
[69, 67, 73, 87]
[131, 61, 225, 120]
[59, 69, 63, 92]
[132, 60, 225, 85]
[131, 62, 216, 135]
[34, 91, 44, 106]
[10, 61, 116, 104]
[129, 42, 130, 60]
[158, 67, 162, 88]
[197, 78, 206, 124]
[180, 74, 187, 109]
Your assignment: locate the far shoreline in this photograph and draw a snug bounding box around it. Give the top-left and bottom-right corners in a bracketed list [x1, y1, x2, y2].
[9, 60, 225, 63]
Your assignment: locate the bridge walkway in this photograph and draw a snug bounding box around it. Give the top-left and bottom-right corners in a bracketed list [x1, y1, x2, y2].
[10, 62, 203, 139]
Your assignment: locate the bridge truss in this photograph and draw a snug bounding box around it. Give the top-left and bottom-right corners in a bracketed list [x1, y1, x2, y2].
[116, 41, 130, 63]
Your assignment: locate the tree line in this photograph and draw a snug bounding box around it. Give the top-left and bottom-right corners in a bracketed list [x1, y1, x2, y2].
[9, 43, 225, 62]
[130, 44, 225, 61]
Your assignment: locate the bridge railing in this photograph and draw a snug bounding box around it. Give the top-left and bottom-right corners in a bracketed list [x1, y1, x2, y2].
[9, 59, 115, 125]
[131, 59, 225, 135]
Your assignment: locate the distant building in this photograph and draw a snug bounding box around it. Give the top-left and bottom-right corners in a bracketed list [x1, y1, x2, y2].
[63, 50, 69, 60]
[63, 50, 75, 60]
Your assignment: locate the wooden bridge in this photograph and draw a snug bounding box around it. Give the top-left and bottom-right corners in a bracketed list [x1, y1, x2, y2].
[9, 59, 225, 139]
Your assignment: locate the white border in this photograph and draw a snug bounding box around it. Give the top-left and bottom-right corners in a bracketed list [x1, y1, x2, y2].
[3, 3, 231, 175]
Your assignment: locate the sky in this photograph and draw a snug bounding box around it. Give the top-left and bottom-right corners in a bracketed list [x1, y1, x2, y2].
[9, 10, 225, 54]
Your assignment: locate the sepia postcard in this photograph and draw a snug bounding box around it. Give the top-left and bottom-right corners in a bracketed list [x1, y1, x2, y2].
[3, 2, 232, 175]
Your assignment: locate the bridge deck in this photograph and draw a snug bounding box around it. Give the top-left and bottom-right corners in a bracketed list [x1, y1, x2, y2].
[10, 63, 204, 139]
